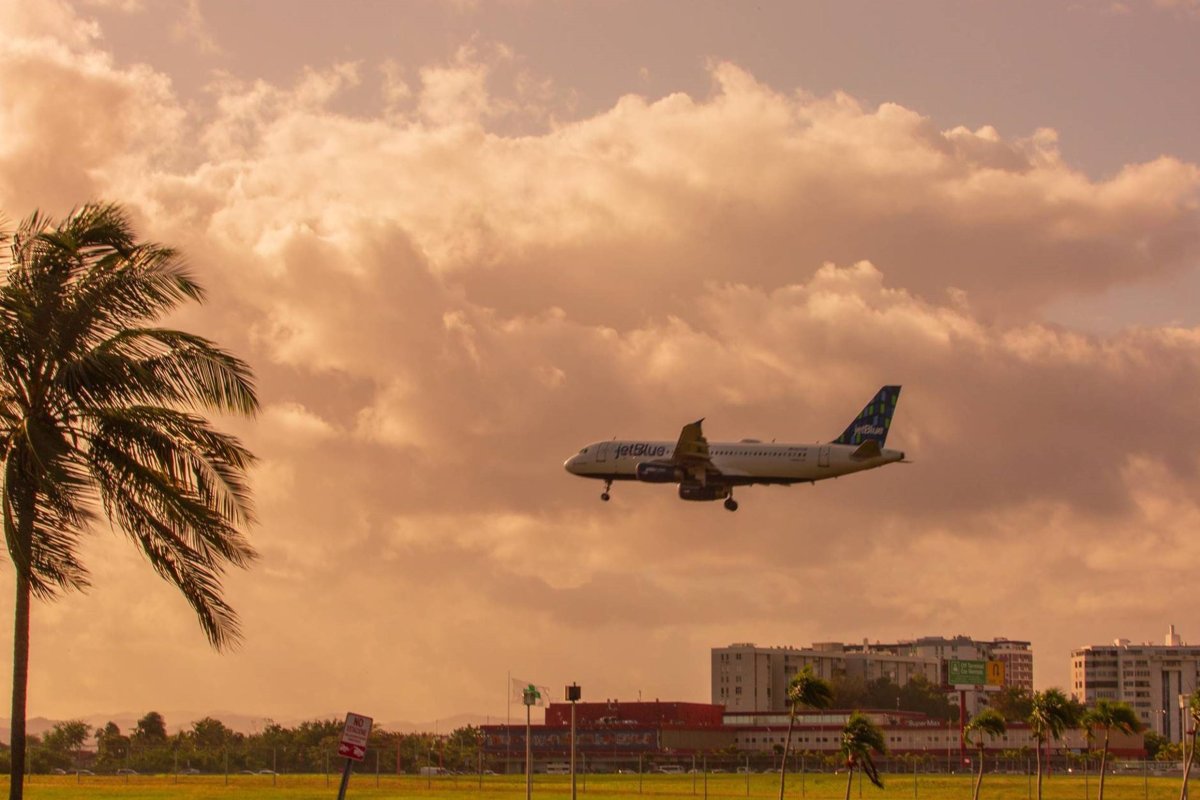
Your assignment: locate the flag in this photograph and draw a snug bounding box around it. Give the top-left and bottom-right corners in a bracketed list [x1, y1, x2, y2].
[511, 677, 549, 706]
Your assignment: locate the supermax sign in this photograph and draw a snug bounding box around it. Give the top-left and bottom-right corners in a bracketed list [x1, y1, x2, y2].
[615, 443, 668, 459]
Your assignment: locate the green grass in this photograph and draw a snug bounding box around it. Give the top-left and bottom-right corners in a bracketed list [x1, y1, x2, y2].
[6, 772, 1194, 800]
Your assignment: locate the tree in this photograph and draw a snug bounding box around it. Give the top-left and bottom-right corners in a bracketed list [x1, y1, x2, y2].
[42, 720, 90, 755]
[989, 685, 1034, 723]
[963, 709, 1007, 800]
[190, 717, 235, 750]
[95, 721, 128, 769]
[1081, 699, 1142, 800]
[0, 203, 258, 799]
[1180, 690, 1200, 800]
[134, 711, 168, 743]
[1028, 689, 1078, 800]
[779, 667, 834, 800]
[840, 712, 886, 800]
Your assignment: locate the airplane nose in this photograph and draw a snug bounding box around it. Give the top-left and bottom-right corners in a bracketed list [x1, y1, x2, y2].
[564, 455, 579, 474]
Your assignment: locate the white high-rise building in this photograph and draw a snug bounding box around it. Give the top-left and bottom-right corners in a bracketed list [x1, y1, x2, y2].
[1071, 625, 1200, 741]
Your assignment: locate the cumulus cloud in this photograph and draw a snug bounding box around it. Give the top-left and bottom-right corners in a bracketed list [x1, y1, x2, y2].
[3, 2, 1200, 721]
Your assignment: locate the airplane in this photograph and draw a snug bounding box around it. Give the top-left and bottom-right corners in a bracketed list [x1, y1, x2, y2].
[563, 386, 904, 511]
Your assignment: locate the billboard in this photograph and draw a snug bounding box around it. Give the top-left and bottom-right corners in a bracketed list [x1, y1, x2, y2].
[948, 659, 1004, 687]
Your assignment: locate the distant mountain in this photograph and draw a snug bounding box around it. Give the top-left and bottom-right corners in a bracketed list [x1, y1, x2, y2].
[2, 711, 501, 743]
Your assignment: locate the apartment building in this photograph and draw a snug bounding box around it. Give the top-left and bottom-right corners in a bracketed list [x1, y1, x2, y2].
[1071, 625, 1200, 741]
[713, 635, 1032, 716]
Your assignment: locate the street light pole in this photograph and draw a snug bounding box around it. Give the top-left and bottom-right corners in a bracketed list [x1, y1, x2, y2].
[524, 684, 541, 800]
[567, 684, 582, 800]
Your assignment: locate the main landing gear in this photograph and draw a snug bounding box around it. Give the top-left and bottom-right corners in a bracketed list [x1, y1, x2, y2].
[724, 495, 738, 512]
[601, 480, 612, 502]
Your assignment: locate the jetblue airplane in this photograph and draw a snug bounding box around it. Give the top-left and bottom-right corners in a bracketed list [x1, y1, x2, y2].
[563, 386, 904, 511]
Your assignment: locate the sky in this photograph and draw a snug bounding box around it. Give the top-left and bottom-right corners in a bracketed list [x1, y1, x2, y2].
[1, 0, 1199, 730]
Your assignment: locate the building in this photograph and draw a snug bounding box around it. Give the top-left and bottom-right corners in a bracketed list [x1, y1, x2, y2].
[725, 709, 1142, 760]
[1071, 625, 1200, 741]
[888, 636, 1034, 691]
[481, 700, 733, 772]
[713, 635, 1032, 716]
[712, 642, 939, 714]
[482, 700, 1144, 771]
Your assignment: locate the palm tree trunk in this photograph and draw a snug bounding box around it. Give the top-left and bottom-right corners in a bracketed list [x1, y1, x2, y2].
[9, 565, 31, 800]
[1035, 738, 1044, 800]
[972, 745, 984, 800]
[779, 707, 795, 800]
[844, 766, 854, 800]
[7, 482, 36, 800]
[1181, 730, 1197, 800]
[1098, 730, 1109, 800]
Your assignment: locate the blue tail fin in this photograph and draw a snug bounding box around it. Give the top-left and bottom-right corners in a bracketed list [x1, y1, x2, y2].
[832, 386, 902, 446]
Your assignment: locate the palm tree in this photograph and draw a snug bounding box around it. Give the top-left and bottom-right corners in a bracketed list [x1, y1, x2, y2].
[1081, 699, 1142, 800]
[840, 712, 885, 800]
[1180, 690, 1200, 800]
[778, 667, 833, 800]
[0, 203, 258, 799]
[1028, 689, 1078, 800]
[963, 709, 1007, 800]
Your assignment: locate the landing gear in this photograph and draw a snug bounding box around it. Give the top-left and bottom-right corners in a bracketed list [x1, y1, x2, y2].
[724, 496, 738, 512]
[601, 480, 612, 502]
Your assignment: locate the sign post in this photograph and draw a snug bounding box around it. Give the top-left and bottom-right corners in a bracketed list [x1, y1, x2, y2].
[947, 661, 1005, 766]
[335, 712, 373, 800]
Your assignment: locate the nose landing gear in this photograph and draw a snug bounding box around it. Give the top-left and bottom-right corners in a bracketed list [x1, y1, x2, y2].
[724, 495, 738, 512]
[601, 480, 612, 502]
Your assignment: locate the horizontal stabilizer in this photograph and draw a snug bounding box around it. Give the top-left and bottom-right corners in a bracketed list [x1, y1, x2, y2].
[851, 440, 881, 459]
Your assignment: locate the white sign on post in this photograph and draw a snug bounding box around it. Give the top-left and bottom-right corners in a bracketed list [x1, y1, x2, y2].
[337, 712, 373, 762]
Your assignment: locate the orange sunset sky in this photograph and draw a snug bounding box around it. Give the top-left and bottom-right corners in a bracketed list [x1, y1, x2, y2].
[2, 0, 1199, 728]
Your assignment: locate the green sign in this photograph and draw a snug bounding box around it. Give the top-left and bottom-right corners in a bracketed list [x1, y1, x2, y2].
[948, 659, 987, 685]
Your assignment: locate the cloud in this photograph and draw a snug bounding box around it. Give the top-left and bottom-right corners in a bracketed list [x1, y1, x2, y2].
[3, 6, 1200, 721]
[171, 0, 223, 56]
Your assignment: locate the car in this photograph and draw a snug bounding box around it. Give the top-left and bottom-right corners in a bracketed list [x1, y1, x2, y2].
[74, 770, 95, 776]
[179, 767, 201, 775]
[238, 769, 255, 774]
[116, 768, 138, 775]
[50, 768, 67, 775]
[258, 769, 277, 775]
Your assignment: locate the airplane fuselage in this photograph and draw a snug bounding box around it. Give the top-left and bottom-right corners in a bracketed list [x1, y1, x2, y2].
[564, 439, 904, 485]
[564, 385, 905, 510]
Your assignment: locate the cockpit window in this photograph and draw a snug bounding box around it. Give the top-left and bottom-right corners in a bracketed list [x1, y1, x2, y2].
[579, 448, 589, 454]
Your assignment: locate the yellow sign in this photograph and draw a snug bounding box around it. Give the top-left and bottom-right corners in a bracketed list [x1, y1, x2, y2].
[986, 660, 1005, 686]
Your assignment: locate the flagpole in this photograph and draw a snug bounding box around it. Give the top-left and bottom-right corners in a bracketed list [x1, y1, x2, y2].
[526, 697, 533, 800]
[507, 672, 512, 775]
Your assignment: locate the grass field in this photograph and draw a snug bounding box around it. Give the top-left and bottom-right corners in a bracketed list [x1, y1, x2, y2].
[7, 771, 1196, 800]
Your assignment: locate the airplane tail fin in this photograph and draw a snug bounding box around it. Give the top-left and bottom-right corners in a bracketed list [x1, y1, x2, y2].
[832, 386, 901, 447]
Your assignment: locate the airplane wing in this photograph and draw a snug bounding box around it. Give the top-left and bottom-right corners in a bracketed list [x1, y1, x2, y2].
[672, 419, 712, 463]
[671, 419, 726, 484]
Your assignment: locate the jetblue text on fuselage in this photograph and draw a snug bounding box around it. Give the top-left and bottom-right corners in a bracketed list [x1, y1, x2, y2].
[616, 443, 668, 459]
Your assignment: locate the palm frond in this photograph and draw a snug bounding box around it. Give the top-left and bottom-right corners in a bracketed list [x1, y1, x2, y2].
[61, 329, 257, 416]
[103, 489, 243, 650]
[0, 201, 257, 652]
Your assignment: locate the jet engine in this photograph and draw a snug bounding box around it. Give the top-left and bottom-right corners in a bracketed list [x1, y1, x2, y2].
[635, 462, 684, 483]
[678, 483, 730, 502]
